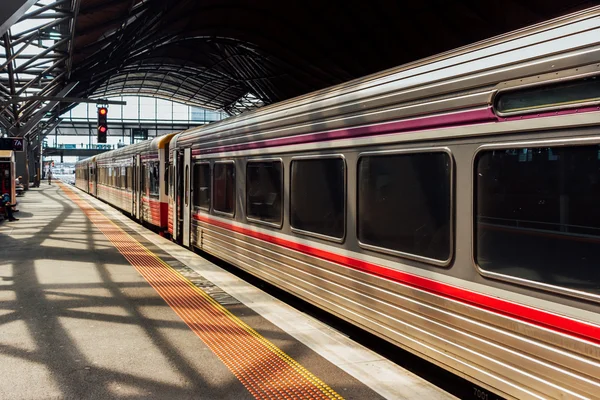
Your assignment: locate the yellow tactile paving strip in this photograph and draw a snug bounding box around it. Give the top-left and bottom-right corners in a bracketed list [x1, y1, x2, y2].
[59, 183, 343, 400]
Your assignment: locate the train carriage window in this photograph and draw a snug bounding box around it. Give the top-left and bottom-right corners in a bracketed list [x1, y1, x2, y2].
[149, 162, 159, 198]
[475, 144, 600, 295]
[127, 167, 132, 190]
[141, 164, 147, 194]
[213, 162, 235, 215]
[193, 163, 210, 210]
[121, 167, 126, 189]
[164, 163, 169, 196]
[291, 157, 345, 239]
[495, 76, 600, 115]
[358, 151, 452, 262]
[168, 165, 173, 196]
[246, 160, 283, 225]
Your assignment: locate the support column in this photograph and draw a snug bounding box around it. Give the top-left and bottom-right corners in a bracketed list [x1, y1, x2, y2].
[14, 140, 28, 188]
[27, 135, 40, 188]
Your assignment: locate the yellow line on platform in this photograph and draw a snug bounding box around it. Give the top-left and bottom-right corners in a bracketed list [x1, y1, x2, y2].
[59, 183, 343, 400]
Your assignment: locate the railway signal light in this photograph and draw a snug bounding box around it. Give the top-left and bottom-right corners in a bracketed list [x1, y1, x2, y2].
[97, 106, 108, 143]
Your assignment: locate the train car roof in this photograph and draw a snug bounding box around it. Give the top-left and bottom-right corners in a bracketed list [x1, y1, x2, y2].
[75, 155, 96, 166]
[151, 132, 179, 150]
[171, 6, 600, 149]
[90, 132, 180, 164]
[95, 140, 151, 163]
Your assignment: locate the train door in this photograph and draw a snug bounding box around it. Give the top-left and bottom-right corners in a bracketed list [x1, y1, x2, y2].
[182, 148, 191, 247]
[90, 164, 97, 196]
[172, 151, 180, 242]
[88, 164, 93, 194]
[132, 156, 137, 218]
[133, 155, 142, 220]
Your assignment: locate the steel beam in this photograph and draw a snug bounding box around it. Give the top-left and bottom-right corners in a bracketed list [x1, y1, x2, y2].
[14, 37, 69, 73]
[0, 113, 12, 130]
[20, 0, 69, 20]
[10, 16, 69, 45]
[0, 0, 38, 37]
[2, 33, 18, 123]
[11, 81, 77, 138]
[3, 96, 127, 105]
[15, 57, 67, 96]
[66, 0, 81, 79]
[0, 33, 38, 72]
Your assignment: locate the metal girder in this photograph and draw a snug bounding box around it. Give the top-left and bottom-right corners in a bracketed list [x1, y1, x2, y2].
[0, 0, 38, 37]
[2, 96, 126, 105]
[13, 81, 77, 138]
[20, 0, 70, 19]
[0, 0, 80, 134]
[33, 116, 62, 148]
[0, 112, 12, 129]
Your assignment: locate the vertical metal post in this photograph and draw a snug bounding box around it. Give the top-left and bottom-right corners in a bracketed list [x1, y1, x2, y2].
[3, 32, 19, 125]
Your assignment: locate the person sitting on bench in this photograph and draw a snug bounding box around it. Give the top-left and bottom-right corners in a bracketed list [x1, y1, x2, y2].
[15, 176, 24, 196]
[1, 193, 18, 221]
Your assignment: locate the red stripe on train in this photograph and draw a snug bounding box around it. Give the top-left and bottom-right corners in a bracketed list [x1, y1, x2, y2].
[193, 213, 600, 345]
[161, 202, 168, 227]
[142, 196, 169, 227]
[168, 203, 174, 233]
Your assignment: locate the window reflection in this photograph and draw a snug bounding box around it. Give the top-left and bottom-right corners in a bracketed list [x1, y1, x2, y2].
[476, 145, 600, 294]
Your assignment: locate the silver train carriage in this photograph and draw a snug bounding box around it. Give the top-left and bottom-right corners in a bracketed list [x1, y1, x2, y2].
[75, 133, 175, 229]
[72, 7, 600, 399]
[166, 7, 600, 400]
[75, 155, 96, 195]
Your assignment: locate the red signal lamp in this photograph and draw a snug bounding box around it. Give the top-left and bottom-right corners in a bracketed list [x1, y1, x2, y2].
[99, 107, 108, 115]
[98, 125, 107, 133]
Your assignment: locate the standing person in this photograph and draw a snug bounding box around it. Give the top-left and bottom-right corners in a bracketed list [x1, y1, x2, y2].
[48, 169, 52, 185]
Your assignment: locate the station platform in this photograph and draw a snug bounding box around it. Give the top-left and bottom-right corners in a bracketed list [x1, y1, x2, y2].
[0, 183, 454, 400]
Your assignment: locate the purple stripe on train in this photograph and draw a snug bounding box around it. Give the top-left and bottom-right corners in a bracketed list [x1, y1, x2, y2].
[192, 105, 600, 155]
[194, 107, 498, 155]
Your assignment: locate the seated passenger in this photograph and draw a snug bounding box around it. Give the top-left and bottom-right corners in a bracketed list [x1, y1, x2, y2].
[1, 193, 18, 221]
[16, 176, 24, 196]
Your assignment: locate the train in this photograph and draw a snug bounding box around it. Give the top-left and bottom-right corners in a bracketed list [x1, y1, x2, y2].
[75, 133, 176, 228]
[76, 7, 600, 399]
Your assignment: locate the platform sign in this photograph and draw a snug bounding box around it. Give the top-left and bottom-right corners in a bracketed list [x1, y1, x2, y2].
[131, 128, 148, 144]
[0, 137, 24, 152]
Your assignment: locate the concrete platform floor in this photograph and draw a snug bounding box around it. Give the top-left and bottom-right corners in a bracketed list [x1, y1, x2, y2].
[0, 183, 453, 400]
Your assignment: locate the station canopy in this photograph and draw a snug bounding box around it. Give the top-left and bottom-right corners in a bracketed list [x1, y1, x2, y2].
[71, 0, 598, 115]
[1, 0, 598, 141]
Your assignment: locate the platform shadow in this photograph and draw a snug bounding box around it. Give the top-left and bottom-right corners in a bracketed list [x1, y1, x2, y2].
[0, 186, 251, 399]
